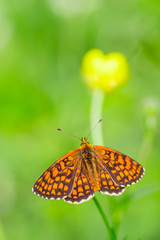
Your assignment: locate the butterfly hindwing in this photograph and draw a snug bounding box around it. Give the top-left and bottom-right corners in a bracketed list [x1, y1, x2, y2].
[64, 168, 94, 204]
[100, 169, 125, 195]
[94, 146, 145, 187]
[32, 149, 79, 199]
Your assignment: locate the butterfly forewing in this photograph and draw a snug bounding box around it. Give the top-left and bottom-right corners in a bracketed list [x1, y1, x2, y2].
[33, 149, 80, 199]
[94, 146, 145, 187]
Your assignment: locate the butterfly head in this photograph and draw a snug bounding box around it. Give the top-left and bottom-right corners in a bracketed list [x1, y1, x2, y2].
[80, 137, 89, 146]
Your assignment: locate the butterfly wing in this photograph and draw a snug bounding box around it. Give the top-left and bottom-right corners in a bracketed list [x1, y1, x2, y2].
[64, 166, 95, 204]
[99, 169, 125, 195]
[32, 149, 80, 200]
[94, 146, 145, 187]
[64, 155, 125, 204]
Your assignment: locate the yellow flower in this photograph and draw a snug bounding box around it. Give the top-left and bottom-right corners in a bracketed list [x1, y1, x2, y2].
[81, 49, 130, 92]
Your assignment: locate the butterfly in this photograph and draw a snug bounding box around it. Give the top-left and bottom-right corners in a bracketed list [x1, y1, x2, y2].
[32, 130, 145, 204]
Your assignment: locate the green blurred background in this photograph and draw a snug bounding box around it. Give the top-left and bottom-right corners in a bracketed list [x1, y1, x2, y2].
[0, 0, 160, 239]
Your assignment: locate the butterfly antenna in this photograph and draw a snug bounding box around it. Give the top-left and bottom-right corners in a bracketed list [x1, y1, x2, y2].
[56, 128, 81, 141]
[86, 118, 103, 140]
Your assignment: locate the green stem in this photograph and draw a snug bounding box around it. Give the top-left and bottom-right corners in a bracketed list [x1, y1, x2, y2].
[93, 197, 116, 240]
[90, 88, 104, 145]
[90, 89, 116, 239]
[138, 131, 154, 164]
[138, 98, 157, 163]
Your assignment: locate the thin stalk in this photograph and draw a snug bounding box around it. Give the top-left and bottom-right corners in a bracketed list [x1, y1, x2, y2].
[93, 197, 116, 240]
[90, 89, 116, 239]
[138, 98, 157, 163]
[90, 88, 104, 145]
[138, 131, 154, 164]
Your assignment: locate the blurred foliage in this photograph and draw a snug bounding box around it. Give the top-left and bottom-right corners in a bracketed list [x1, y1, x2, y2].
[0, 0, 160, 240]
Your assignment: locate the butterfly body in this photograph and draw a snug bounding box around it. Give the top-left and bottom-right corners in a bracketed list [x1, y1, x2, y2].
[80, 143, 101, 191]
[33, 138, 145, 204]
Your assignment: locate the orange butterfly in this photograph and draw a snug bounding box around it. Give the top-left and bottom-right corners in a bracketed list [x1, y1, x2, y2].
[33, 122, 145, 204]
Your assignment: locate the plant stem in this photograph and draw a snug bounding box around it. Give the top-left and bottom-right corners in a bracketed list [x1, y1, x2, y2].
[90, 88, 104, 145]
[138, 131, 154, 164]
[90, 89, 116, 239]
[93, 197, 116, 240]
[138, 97, 158, 163]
